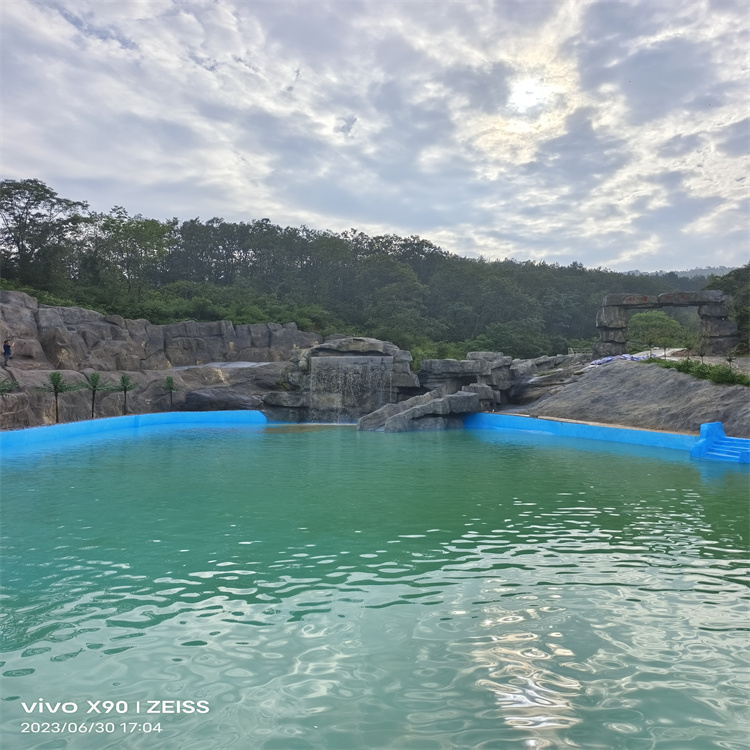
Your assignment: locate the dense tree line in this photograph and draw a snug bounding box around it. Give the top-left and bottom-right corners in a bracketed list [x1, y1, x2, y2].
[1, 178, 735, 360]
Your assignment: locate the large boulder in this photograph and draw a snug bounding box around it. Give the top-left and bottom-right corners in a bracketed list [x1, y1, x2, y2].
[595, 306, 628, 328]
[357, 389, 445, 431]
[697, 303, 730, 318]
[309, 337, 401, 357]
[602, 294, 658, 307]
[374, 391, 481, 432]
[38, 326, 88, 370]
[657, 291, 724, 306]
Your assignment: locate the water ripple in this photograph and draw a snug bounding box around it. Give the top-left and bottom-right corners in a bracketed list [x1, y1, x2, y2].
[1, 428, 748, 748]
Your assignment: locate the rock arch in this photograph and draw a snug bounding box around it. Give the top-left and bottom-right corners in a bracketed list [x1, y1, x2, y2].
[593, 291, 739, 358]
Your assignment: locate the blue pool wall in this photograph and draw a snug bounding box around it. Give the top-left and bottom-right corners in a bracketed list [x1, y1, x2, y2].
[0, 411, 268, 452]
[463, 413, 699, 451]
[2, 411, 745, 465]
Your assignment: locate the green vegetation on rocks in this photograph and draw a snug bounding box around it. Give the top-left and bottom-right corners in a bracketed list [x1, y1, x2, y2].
[646, 357, 750, 387]
[0, 377, 19, 395]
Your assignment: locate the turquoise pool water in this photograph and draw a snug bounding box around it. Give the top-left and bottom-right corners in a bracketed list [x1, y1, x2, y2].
[1, 425, 748, 749]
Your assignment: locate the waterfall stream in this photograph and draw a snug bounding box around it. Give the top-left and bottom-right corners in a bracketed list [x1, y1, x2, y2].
[308, 355, 394, 422]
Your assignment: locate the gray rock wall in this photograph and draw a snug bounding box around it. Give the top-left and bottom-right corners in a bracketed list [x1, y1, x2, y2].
[0, 291, 321, 429]
[0, 362, 289, 430]
[0, 291, 323, 371]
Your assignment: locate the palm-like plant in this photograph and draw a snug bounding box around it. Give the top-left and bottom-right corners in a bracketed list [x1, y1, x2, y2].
[117, 374, 139, 415]
[35, 371, 83, 423]
[160, 376, 180, 411]
[83, 372, 116, 419]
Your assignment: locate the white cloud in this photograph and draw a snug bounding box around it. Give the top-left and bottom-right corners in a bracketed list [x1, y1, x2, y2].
[1, 0, 748, 271]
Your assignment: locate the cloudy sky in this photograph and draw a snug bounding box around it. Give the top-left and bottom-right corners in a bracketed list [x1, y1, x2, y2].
[2, 0, 748, 272]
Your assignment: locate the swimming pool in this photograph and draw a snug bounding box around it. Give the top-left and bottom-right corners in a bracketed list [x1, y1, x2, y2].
[1, 423, 748, 748]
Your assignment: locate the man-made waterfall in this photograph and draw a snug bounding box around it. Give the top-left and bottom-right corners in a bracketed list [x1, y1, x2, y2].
[262, 337, 418, 423]
[308, 356, 393, 422]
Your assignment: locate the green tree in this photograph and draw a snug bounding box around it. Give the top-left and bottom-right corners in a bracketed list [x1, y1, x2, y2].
[100, 207, 173, 303]
[627, 311, 687, 353]
[160, 376, 180, 411]
[117, 374, 139, 416]
[35, 371, 83, 423]
[82, 372, 115, 419]
[0, 179, 89, 290]
[681, 332, 699, 360]
[8, 177, 731, 362]
[471, 318, 551, 359]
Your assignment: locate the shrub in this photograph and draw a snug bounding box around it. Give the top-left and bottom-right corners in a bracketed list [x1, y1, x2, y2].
[0, 377, 19, 395]
[647, 358, 750, 386]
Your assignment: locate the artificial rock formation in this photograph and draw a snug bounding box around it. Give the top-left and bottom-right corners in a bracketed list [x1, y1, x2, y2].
[358, 389, 482, 433]
[0, 290, 591, 431]
[593, 291, 739, 358]
[0, 290, 322, 371]
[356, 352, 589, 432]
[0, 290, 318, 429]
[524, 359, 750, 438]
[262, 337, 420, 422]
[262, 339, 589, 427]
[0, 362, 290, 431]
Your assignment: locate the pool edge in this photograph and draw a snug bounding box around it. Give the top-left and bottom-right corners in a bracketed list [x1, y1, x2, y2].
[464, 412, 750, 465]
[0, 411, 268, 451]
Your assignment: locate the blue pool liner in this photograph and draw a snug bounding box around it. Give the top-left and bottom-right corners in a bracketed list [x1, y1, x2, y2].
[689, 421, 750, 463]
[463, 414, 749, 464]
[2, 411, 747, 464]
[0, 410, 268, 453]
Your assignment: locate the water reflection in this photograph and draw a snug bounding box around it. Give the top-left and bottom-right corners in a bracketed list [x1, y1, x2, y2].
[1, 427, 748, 749]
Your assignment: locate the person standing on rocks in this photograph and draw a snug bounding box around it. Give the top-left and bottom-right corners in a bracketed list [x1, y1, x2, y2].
[3, 339, 13, 367]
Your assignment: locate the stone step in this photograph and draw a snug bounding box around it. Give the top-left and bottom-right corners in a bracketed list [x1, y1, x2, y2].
[357, 389, 447, 431]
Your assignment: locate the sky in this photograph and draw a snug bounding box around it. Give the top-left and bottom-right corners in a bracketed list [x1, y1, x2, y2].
[1, 0, 748, 273]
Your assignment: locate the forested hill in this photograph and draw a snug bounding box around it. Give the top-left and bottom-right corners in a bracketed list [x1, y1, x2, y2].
[0, 178, 742, 360]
